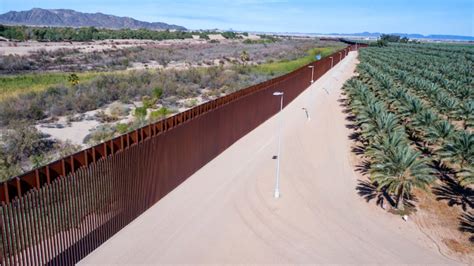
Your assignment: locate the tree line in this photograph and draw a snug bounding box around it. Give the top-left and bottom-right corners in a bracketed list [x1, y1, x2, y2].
[373, 34, 411, 47]
[0, 24, 195, 42]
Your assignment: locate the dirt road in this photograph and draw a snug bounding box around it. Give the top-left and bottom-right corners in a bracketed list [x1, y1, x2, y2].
[79, 51, 458, 264]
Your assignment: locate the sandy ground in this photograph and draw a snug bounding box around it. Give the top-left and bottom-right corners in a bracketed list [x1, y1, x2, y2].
[0, 38, 208, 56]
[208, 34, 226, 41]
[79, 51, 460, 264]
[35, 111, 100, 146]
[34, 98, 201, 147]
[0, 34, 260, 56]
[127, 58, 238, 71]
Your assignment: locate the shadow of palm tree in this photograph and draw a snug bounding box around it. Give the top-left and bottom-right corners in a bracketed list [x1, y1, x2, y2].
[346, 125, 360, 132]
[355, 160, 371, 175]
[431, 160, 456, 176]
[345, 114, 357, 121]
[406, 128, 423, 144]
[459, 211, 474, 243]
[433, 177, 474, 211]
[402, 193, 417, 210]
[338, 98, 353, 113]
[348, 131, 362, 140]
[341, 108, 352, 114]
[338, 97, 349, 105]
[351, 144, 366, 155]
[356, 180, 395, 208]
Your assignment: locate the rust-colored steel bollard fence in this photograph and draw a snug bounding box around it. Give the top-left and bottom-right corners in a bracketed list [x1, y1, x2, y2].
[0, 42, 366, 265]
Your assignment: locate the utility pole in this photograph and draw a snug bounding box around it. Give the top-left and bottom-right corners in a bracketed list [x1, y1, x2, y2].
[272, 91, 284, 198]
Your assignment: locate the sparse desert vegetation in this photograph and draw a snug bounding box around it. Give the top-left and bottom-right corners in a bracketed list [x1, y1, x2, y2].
[0, 29, 346, 181]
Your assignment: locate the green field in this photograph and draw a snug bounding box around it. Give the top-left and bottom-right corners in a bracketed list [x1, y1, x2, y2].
[0, 72, 99, 100]
[252, 46, 346, 75]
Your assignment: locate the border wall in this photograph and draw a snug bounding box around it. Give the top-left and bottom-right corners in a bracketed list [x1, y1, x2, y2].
[0, 43, 366, 265]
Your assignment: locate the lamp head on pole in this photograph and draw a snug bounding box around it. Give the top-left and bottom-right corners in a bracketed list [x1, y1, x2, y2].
[273, 92, 284, 96]
[308, 66, 314, 69]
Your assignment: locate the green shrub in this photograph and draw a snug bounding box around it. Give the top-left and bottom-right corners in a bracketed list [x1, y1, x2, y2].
[199, 33, 210, 40]
[68, 73, 79, 86]
[134, 106, 147, 118]
[142, 95, 156, 109]
[95, 110, 119, 123]
[184, 99, 198, 108]
[108, 102, 130, 117]
[84, 125, 115, 144]
[149, 110, 161, 122]
[221, 31, 238, 39]
[152, 87, 163, 99]
[115, 123, 129, 134]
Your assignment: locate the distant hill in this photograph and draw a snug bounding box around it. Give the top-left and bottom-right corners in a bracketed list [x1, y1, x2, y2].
[321, 32, 474, 41]
[0, 8, 186, 31]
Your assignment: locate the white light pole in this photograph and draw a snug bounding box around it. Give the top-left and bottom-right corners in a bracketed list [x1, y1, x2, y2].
[273, 91, 284, 198]
[308, 65, 314, 84]
[329, 56, 334, 68]
[339, 52, 342, 61]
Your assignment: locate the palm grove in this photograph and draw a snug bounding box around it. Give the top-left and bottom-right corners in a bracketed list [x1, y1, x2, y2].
[344, 43, 473, 212]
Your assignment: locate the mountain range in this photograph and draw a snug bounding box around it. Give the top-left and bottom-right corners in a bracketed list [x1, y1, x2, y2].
[314, 32, 474, 41]
[0, 8, 186, 31]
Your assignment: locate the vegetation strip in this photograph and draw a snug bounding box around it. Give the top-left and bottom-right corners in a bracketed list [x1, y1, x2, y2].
[342, 43, 473, 245]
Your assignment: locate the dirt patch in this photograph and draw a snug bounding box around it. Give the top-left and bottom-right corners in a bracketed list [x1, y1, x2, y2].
[208, 34, 226, 41]
[412, 188, 474, 262]
[0, 39, 207, 56]
[442, 238, 471, 254]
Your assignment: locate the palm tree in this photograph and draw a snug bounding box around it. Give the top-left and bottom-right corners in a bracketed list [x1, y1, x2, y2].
[240, 50, 250, 65]
[371, 145, 435, 210]
[411, 109, 439, 145]
[436, 95, 458, 122]
[438, 131, 474, 170]
[455, 101, 474, 130]
[386, 87, 407, 112]
[426, 120, 455, 146]
[361, 111, 402, 144]
[365, 130, 407, 160]
[355, 101, 384, 127]
[68, 73, 79, 86]
[399, 96, 424, 119]
[378, 75, 393, 92]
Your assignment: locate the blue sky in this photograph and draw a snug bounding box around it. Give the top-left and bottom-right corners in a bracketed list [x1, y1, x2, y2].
[1, 0, 473, 36]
